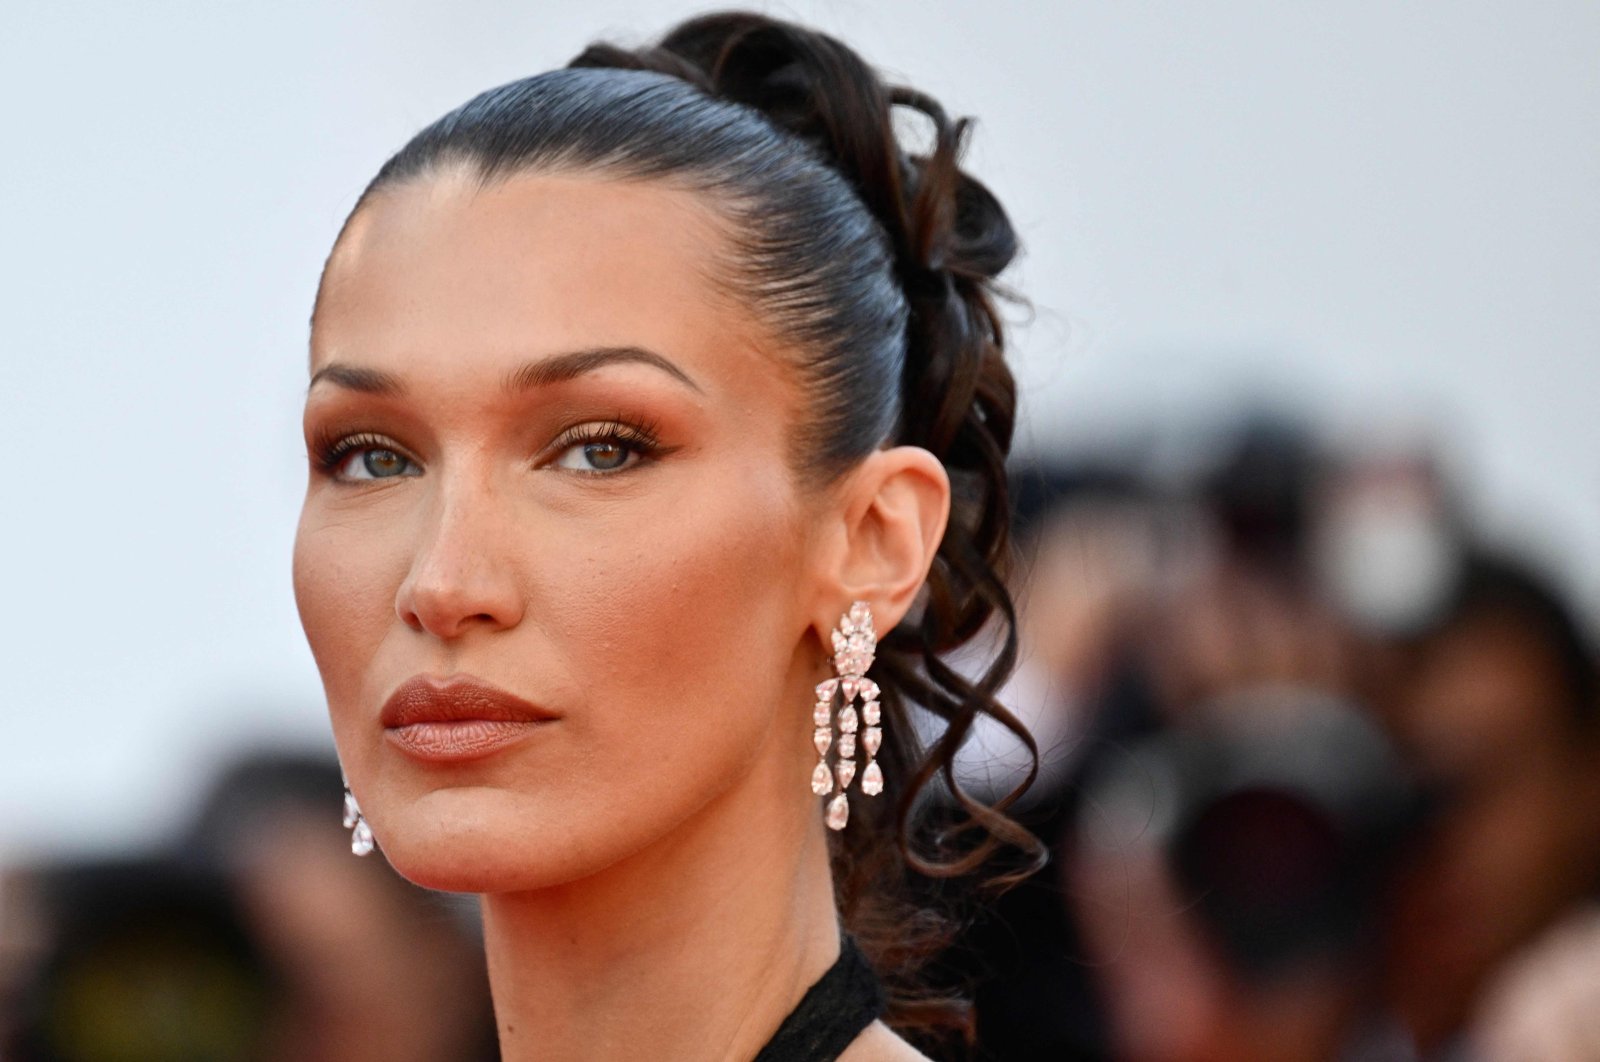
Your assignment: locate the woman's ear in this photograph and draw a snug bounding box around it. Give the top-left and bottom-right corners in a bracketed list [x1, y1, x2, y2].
[810, 446, 950, 637]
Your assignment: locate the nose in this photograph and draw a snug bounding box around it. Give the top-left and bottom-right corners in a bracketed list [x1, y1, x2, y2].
[395, 477, 526, 640]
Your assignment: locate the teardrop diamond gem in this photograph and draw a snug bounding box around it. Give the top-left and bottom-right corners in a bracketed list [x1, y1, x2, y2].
[814, 678, 839, 702]
[342, 791, 360, 830]
[858, 678, 880, 701]
[862, 727, 882, 757]
[862, 701, 881, 726]
[351, 818, 375, 856]
[861, 760, 884, 796]
[813, 702, 832, 726]
[836, 759, 857, 789]
[838, 705, 859, 733]
[831, 629, 847, 653]
[841, 677, 859, 701]
[813, 728, 832, 756]
[825, 793, 850, 830]
[848, 600, 873, 629]
[838, 731, 856, 759]
[811, 761, 834, 795]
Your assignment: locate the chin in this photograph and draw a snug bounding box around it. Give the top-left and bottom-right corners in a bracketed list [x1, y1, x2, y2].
[378, 832, 534, 894]
[365, 783, 661, 894]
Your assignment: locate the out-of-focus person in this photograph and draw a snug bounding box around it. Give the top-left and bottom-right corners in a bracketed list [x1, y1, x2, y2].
[1146, 416, 1379, 716]
[1381, 553, 1600, 1060]
[942, 462, 1169, 1060]
[948, 412, 1600, 1062]
[183, 752, 498, 1062]
[3, 750, 497, 1062]
[1068, 686, 1420, 1062]
[965, 413, 1433, 1061]
[4, 857, 270, 1062]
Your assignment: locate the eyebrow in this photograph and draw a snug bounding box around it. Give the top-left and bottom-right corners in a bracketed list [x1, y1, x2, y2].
[307, 363, 403, 396]
[504, 346, 703, 394]
[306, 345, 703, 396]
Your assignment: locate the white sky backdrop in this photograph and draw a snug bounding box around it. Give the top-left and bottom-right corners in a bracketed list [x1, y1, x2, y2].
[3, 0, 1596, 858]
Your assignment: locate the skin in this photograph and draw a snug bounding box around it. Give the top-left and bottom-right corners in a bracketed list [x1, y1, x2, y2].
[293, 167, 945, 1061]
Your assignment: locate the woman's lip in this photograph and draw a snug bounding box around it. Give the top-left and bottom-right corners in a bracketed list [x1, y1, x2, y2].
[379, 673, 559, 727]
[385, 720, 545, 761]
[379, 673, 558, 762]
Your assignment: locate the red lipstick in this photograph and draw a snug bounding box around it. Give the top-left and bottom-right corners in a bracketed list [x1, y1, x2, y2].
[380, 673, 557, 762]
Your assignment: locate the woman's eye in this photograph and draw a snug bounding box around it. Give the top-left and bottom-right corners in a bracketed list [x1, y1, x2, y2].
[552, 438, 642, 473]
[337, 447, 420, 481]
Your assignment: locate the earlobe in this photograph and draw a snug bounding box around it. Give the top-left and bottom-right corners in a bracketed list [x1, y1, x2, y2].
[814, 446, 950, 635]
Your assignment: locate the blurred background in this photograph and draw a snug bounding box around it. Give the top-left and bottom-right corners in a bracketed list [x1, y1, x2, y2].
[3, 1, 1596, 1059]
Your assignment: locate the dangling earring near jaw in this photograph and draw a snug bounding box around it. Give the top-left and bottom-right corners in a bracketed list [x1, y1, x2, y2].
[812, 600, 884, 831]
[342, 773, 374, 857]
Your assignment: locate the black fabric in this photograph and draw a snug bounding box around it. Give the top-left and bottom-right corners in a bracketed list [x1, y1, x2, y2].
[751, 935, 885, 1062]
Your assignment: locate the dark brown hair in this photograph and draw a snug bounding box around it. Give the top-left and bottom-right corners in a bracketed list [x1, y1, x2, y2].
[319, 11, 1043, 1046]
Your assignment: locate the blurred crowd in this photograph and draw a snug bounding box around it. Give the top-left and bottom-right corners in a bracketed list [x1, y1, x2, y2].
[950, 411, 1600, 1061]
[0, 757, 499, 1061]
[3, 408, 1598, 1061]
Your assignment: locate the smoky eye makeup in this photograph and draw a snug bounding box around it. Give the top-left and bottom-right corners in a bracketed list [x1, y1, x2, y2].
[306, 411, 676, 485]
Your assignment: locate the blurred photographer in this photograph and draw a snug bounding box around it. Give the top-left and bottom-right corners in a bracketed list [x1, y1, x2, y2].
[1070, 687, 1421, 1062]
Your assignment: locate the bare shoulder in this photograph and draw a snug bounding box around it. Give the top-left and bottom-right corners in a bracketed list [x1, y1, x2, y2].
[836, 1020, 933, 1062]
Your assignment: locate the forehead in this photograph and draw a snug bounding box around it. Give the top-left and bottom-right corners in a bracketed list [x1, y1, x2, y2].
[311, 168, 778, 389]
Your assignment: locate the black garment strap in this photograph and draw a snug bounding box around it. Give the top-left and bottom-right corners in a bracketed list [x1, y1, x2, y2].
[751, 935, 887, 1062]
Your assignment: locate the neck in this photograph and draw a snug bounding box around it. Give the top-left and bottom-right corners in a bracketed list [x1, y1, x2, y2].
[482, 766, 842, 1062]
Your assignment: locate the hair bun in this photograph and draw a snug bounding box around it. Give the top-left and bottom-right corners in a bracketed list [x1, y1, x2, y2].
[574, 14, 1017, 292]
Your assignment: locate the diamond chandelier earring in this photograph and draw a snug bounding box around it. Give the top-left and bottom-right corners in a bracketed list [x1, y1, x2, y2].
[342, 773, 375, 857]
[811, 600, 885, 830]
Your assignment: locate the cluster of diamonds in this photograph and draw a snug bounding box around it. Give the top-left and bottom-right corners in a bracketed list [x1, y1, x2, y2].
[810, 600, 885, 831]
[342, 781, 374, 857]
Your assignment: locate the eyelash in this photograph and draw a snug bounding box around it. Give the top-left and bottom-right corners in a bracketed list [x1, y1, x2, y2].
[308, 418, 666, 480]
[310, 429, 398, 477]
[547, 417, 666, 474]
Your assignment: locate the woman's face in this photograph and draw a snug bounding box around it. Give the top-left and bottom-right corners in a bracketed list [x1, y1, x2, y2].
[293, 169, 829, 892]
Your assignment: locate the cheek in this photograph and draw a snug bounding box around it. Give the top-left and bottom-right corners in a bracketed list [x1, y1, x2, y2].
[292, 504, 405, 736]
[553, 469, 806, 771]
